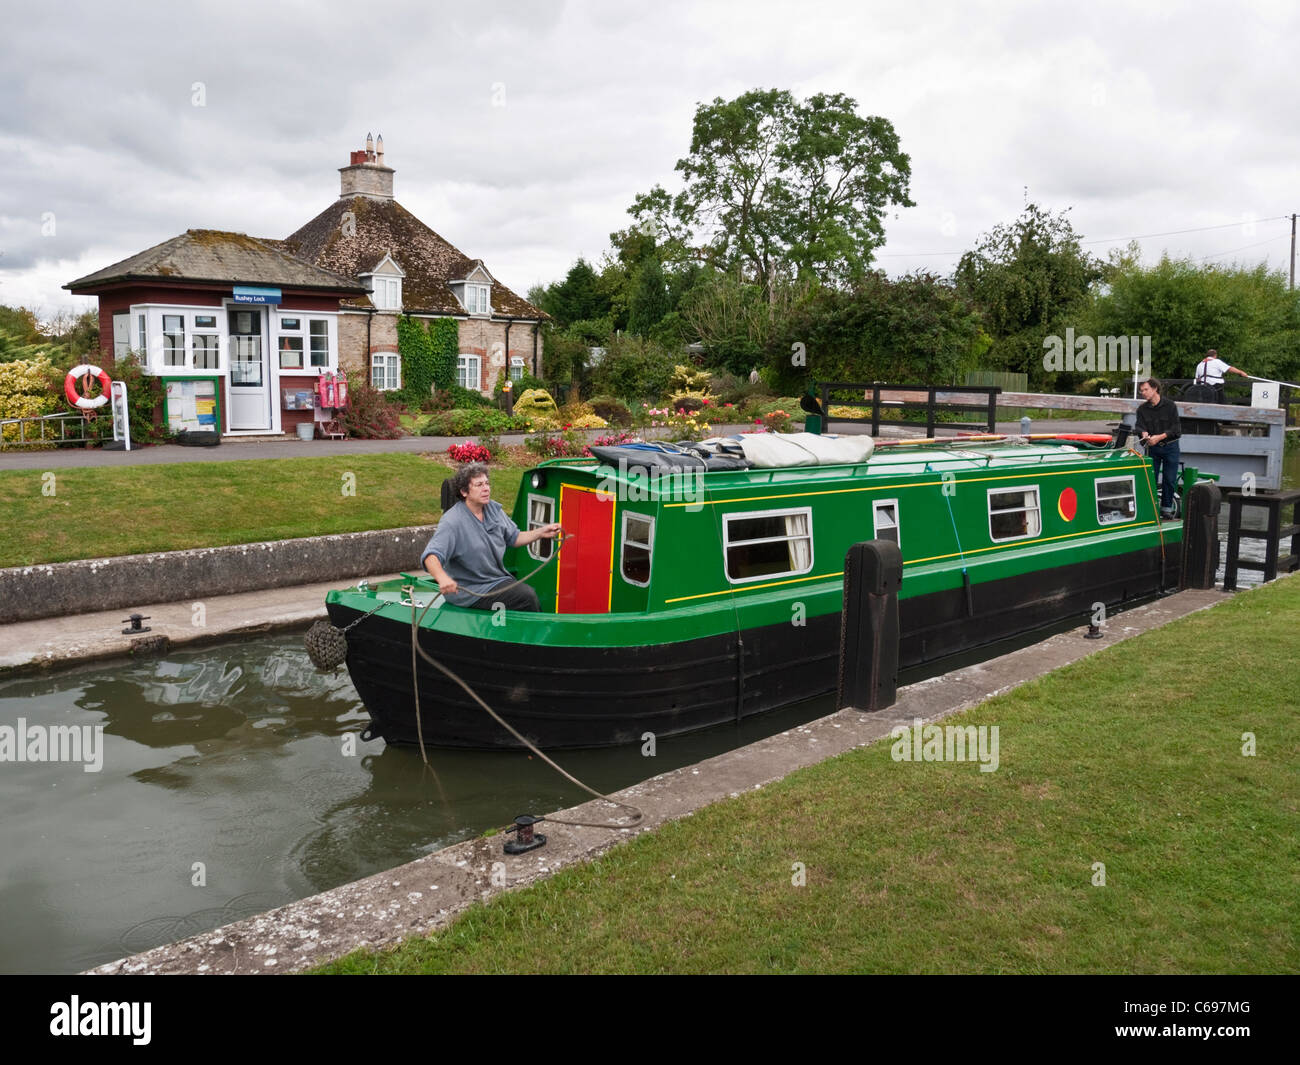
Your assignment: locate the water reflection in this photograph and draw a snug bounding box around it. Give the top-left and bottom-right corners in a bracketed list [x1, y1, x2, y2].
[0, 634, 837, 974]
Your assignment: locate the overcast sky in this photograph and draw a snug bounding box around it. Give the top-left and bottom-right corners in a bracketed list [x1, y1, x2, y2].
[2, 0, 1298, 320]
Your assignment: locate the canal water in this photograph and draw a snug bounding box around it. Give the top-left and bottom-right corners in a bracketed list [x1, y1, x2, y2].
[4, 446, 1294, 975]
[0, 635, 852, 975]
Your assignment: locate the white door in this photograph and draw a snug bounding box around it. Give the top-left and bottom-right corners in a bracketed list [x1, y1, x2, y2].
[227, 307, 270, 430]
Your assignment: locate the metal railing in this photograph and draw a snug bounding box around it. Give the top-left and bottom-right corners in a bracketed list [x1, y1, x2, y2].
[816, 383, 1002, 437]
[0, 411, 112, 447]
[1163, 378, 1299, 427]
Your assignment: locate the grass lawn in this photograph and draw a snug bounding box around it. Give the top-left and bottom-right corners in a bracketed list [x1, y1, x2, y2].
[319, 576, 1300, 974]
[0, 454, 529, 567]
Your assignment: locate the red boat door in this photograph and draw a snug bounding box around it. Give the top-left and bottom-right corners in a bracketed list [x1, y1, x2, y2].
[556, 484, 615, 614]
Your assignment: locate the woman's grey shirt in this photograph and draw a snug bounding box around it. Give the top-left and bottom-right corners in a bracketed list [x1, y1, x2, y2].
[421, 501, 521, 606]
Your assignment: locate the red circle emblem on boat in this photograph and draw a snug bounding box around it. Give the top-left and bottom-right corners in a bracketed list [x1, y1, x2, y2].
[1058, 486, 1077, 522]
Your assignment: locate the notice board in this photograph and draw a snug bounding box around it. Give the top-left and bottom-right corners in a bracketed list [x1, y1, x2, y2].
[165, 378, 220, 433]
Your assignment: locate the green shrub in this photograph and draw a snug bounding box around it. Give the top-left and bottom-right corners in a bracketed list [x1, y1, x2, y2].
[0, 355, 60, 446]
[587, 335, 678, 401]
[420, 407, 524, 436]
[514, 388, 559, 418]
[669, 364, 712, 393]
[588, 394, 632, 427]
[450, 384, 493, 408]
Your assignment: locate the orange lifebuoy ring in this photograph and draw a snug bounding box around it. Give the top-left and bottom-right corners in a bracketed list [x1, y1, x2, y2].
[65, 364, 112, 409]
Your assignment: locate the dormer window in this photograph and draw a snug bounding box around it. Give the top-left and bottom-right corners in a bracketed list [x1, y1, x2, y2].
[465, 283, 489, 315]
[362, 253, 406, 312]
[372, 276, 401, 310]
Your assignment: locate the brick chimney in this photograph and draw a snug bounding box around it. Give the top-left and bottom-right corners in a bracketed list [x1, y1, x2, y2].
[339, 132, 394, 200]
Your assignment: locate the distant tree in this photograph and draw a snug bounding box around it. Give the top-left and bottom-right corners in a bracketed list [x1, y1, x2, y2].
[768, 272, 987, 394]
[627, 257, 672, 337]
[627, 88, 913, 293]
[1088, 257, 1300, 382]
[954, 202, 1104, 386]
[0, 305, 49, 364]
[533, 259, 612, 329]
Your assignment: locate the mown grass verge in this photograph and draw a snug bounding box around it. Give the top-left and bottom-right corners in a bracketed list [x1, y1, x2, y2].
[318, 577, 1300, 974]
[0, 455, 528, 567]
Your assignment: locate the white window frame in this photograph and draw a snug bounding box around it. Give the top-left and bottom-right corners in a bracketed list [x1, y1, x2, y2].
[722, 506, 814, 585]
[191, 315, 220, 370]
[987, 485, 1042, 543]
[308, 319, 330, 369]
[509, 355, 526, 382]
[1095, 475, 1137, 526]
[372, 276, 402, 311]
[371, 352, 400, 391]
[620, 511, 655, 587]
[457, 354, 481, 391]
[162, 314, 187, 369]
[278, 334, 304, 370]
[527, 494, 555, 561]
[464, 283, 490, 316]
[872, 498, 901, 549]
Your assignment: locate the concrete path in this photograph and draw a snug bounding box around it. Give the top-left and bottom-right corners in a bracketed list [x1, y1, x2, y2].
[0, 576, 379, 676]
[85, 583, 1234, 975]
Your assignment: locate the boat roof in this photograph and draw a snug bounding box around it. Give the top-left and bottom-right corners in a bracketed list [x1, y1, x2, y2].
[536, 437, 1129, 497]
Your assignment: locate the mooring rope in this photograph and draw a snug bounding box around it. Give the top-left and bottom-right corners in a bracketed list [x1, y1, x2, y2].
[407, 602, 643, 830]
[398, 530, 643, 830]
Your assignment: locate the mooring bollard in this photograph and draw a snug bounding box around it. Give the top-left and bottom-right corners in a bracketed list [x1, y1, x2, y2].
[1180, 482, 1221, 590]
[837, 540, 903, 712]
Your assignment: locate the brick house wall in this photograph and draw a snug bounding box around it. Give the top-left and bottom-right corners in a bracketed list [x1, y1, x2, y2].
[341, 311, 543, 393]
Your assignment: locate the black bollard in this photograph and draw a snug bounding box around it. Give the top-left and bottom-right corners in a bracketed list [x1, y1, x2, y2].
[1180, 483, 1221, 590]
[837, 540, 903, 712]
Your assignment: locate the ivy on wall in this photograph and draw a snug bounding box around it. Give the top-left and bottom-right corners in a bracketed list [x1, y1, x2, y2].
[428, 317, 459, 392]
[396, 315, 435, 405]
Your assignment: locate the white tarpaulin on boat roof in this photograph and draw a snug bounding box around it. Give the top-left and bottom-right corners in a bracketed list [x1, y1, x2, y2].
[726, 432, 875, 468]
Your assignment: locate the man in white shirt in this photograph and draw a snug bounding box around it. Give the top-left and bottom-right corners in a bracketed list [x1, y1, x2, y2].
[1193, 349, 1249, 402]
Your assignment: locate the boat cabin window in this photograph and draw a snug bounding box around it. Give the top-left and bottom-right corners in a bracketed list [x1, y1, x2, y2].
[987, 486, 1041, 542]
[621, 512, 654, 586]
[1096, 476, 1137, 525]
[526, 495, 554, 560]
[723, 508, 814, 583]
[873, 499, 900, 547]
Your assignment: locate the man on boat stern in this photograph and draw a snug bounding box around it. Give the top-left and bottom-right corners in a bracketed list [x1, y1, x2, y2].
[1136, 379, 1182, 519]
[421, 462, 561, 611]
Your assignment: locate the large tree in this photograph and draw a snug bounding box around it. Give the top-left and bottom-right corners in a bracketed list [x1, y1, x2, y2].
[628, 89, 913, 293]
[954, 202, 1104, 386]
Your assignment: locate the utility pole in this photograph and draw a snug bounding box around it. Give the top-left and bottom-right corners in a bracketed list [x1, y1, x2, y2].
[1291, 213, 1296, 290]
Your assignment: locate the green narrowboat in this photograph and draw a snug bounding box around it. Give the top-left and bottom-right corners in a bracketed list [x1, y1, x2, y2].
[325, 432, 1188, 749]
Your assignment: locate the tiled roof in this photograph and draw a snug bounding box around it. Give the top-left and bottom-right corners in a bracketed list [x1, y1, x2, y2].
[281, 197, 543, 319]
[65, 230, 366, 294]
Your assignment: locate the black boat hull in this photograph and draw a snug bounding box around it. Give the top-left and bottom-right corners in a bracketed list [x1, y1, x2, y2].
[329, 541, 1181, 749]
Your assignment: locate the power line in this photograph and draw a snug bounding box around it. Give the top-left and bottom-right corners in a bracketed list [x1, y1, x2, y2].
[875, 214, 1294, 260]
[1192, 234, 1289, 262]
[1082, 215, 1290, 245]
